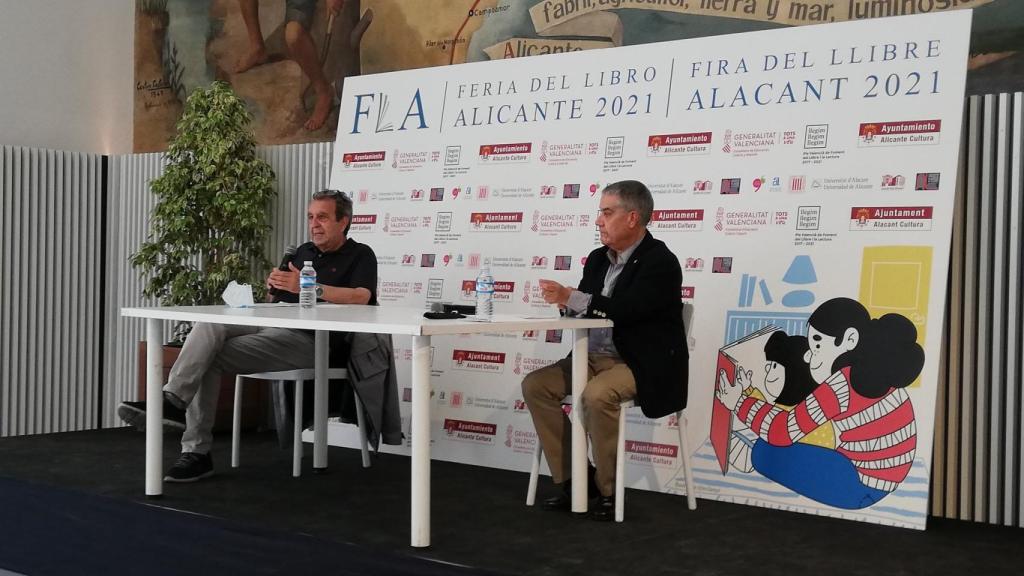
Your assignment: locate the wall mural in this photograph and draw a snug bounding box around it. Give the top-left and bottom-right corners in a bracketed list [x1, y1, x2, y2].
[135, 0, 1024, 152]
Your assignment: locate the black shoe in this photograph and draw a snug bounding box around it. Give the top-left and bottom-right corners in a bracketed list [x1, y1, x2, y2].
[164, 452, 214, 483]
[541, 491, 572, 511]
[117, 398, 186, 432]
[590, 495, 616, 522]
[541, 465, 600, 511]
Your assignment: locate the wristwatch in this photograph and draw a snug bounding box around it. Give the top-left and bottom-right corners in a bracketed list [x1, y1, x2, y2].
[315, 284, 324, 299]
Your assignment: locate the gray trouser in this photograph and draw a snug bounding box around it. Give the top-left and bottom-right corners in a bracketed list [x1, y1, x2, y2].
[164, 322, 315, 454]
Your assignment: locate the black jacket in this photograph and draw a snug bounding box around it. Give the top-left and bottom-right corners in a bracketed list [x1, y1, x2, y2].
[576, 231, 688, 417]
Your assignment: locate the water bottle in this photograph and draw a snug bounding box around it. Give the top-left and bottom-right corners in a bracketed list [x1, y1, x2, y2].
[475, 258, 494, 319]
[299, 261, 317, 308]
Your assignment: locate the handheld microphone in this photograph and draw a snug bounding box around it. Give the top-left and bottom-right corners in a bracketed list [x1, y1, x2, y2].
[269, 245, 297, 297]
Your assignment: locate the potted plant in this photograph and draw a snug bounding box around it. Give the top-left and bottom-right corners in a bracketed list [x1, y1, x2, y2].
[131, 80, 276, 344]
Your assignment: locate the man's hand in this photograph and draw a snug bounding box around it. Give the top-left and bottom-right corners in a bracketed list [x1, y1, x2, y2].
[537, 279, 571, 306]
[328, 0, 344, 15]
[267, 262, 301, 294]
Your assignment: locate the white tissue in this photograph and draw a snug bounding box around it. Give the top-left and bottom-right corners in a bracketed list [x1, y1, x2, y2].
[222, 281, 255, 308]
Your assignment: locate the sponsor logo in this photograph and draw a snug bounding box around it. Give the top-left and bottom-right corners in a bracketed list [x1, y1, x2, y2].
[804, 124, 828, 149]
[357, 189, 369, 203]
[445, 145, 461, 165]
[915, 172, 940, 190]
[681, 286, 695, 299]
[721, 129, 787, 157]
[684, 257, 704, 272]
[384, 214, 431, 237]
[563, 184, 580, 199]
[647, 132, 712, 156]
[720, 178, 741, 195]
[858, 120, 941, 147]
[605, 136, 624, 159]
[470, 212, 524, 232]
[693, 180, 713, 194]
[531, 211, 589, 235]
[451, 349, 506, 373]
[650, 209, 704, 231]
[426, 278, 444, 300]
[391, 149, 432, 172]
[539, 185, 557, 198]
[479, 142, 532, 163]
[429, 187, 444, 201]
[504, 424, 539, 454]
[850, 206, 934, 230]
[625, 440, 678, 466]
[539, 141, 596, 165]
[350, 214, 378, 233]
[341, 150, 386, 170]
[435, 212, 453, 232]
[443, 418, 497, 443]
[712, 257, 733, 273]
[410, 188, 425, 201]
[789, 176, 806, 193]
[530, 256, 548, 269]
[797, 206, 821, 230]
[420, 254, 435, 267]
[554, 255, 572, 271]
[881, 174, 906, 190]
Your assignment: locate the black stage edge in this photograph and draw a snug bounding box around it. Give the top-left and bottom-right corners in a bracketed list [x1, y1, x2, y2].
[0, 428, 1019, 576]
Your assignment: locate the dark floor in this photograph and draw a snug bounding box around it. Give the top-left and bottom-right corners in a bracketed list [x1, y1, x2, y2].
[0, 428, 1020, 576]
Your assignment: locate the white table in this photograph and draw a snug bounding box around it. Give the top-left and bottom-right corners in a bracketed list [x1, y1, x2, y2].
[121, 304, 611, 547]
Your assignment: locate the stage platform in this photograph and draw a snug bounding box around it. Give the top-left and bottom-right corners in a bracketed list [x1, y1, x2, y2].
[0, 428, 1018, 575]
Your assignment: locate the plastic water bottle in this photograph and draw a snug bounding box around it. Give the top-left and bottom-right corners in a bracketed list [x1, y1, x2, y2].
[475, 258, 494, 319]
[299, 261, 317, 308]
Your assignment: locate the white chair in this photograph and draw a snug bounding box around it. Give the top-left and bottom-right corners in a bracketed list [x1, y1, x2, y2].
[231, 368, 371, 477]
[526, 305, 697, 522]
[525, 398, 697, 522]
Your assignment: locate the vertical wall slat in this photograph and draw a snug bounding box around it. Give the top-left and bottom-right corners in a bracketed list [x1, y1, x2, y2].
[1005, 93, 1022, 527]
[989, 94, 1009, 524]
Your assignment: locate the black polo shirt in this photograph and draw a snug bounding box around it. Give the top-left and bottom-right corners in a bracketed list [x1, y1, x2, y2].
[274, 238, 378, 365]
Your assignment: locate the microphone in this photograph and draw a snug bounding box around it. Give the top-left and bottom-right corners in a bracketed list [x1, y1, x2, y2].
[269, 245, 297, 297]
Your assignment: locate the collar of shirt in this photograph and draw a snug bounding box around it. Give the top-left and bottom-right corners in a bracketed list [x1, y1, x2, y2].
[606, 235, 644, 266]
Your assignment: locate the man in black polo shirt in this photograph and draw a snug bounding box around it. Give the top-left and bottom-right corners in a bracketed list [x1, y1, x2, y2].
[117, 190, 377, 482]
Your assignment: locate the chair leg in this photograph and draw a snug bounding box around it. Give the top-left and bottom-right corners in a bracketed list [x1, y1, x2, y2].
[615, 402, 627, 522]
[677, 410, 698, 510]
[526, 442, 542, 506]
[353, 390, 372, 468]
[231, 376, 243, 468]
[293, 379, 303, 478]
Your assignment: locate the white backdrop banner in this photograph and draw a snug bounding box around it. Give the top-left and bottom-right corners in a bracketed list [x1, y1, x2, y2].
[328, 11, 971, 529]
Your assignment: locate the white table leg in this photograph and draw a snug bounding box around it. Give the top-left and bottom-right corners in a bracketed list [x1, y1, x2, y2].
[145, 318, 163, 497]
[313, 330, 329, 471]
[572, 328, 589, 513]
[411, 334, 431, 547]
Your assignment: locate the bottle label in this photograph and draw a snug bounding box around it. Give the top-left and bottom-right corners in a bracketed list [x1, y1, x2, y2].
[476, 280, 494, 294]
[300, 275, 316, 288]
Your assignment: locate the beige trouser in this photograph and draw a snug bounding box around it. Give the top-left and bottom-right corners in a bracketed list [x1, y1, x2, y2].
[164, 323, 316, 455]
[521, 355, 636, 497]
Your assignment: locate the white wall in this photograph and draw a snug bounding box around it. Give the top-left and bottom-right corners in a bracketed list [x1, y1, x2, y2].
[0, 0, 134, 154]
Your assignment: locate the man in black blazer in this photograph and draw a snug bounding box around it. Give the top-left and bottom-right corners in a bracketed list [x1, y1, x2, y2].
[523, 180, 688, 521]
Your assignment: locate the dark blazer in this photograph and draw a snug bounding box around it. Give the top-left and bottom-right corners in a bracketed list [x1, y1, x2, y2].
[576, 231, 688, 418]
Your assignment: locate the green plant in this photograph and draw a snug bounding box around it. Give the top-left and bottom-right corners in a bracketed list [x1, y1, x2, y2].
[132, 81, 276, 335]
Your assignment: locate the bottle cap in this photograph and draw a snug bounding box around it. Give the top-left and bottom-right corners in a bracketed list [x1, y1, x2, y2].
[304, 261, 313, 266]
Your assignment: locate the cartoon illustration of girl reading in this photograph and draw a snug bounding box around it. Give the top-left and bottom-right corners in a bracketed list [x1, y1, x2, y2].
[717, 297, 923, 510]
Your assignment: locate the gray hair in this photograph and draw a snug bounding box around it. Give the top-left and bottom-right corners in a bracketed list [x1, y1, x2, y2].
[602, 180, 653, 226]
[311, 189, 353, 234]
